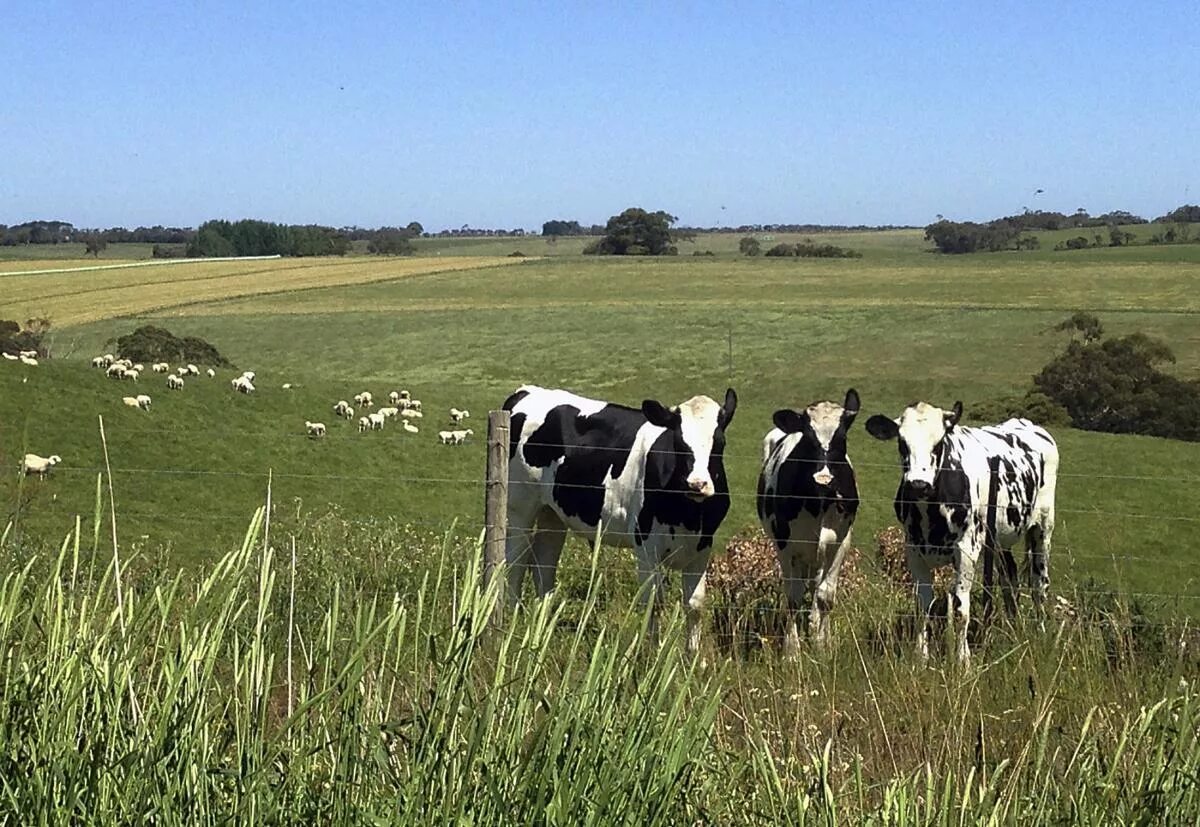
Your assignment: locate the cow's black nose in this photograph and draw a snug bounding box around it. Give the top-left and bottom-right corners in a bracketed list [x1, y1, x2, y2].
[907, 481, 933, 499]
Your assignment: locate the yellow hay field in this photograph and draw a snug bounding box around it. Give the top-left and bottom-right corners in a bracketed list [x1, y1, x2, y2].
[0, 256, 529, 327]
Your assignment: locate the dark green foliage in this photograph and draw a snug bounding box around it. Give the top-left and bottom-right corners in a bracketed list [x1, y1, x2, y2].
[542, 219, 583, 236]
[738, 237, 761, 256]
[366, 229, 414, 256]
[1034, 320, 1200, 441]
[1109, 225, 1137, 247]
[924, 220, 1022, 254]
[506, 250, 526, 257]
[405, 221, 424, 237]
[762, 241, 861, 258]
[112, 325, 232, 368]
[1156, 204, 1200, 224]
[151, 243, 188, 259]
[0, 319, 47, 357]
[583, 208, 680, 256]
[692, 250, 715, 257]
[186, 219, 349, 258]
[1055, 311, 1104, 343]
[83, 234, 107, 258]
[967, 391, 1071, 427]
[0, 220, 74, 246]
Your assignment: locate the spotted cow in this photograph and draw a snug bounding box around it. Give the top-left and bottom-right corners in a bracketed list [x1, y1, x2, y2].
[502, 384, 737, 652]
[866, 401, 1059, 662]
[757, 389, 860, 655]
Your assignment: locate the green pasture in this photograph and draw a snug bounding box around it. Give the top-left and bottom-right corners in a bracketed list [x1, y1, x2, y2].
[3, 236, 1199, 608]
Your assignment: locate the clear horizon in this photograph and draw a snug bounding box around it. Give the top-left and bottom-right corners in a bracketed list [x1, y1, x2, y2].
[3, 1, 1196, 232]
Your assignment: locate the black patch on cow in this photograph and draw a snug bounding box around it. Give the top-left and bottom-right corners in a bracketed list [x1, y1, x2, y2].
[637, 425, 730, 552]
[522, 403, 641, 527]
[501, 388, 529, 412]
[508, 412, 526, 460]
[758, 414, 859, 549]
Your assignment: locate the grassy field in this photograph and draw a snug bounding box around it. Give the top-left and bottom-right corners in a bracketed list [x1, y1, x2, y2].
[3, 236, 1199, 603]
[3, 234, 1200, 820]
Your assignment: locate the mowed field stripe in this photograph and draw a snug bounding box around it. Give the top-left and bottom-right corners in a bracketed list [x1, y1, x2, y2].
[0, 256, 531, 327]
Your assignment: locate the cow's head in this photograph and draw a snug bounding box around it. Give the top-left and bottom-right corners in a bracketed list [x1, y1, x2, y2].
[866, 400, 962, 497]
[643, 388, 737, 501]
[772, 388, 859, 492]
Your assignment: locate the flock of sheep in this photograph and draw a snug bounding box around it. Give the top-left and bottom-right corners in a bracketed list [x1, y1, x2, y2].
[10, 352, 479, 480]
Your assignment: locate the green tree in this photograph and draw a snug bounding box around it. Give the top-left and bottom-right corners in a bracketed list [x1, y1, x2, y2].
[367, 230, 414, 255]
[738, 236, 761, 256]
[405, 221, 424, 237]
[84, 233, 108, 258]
[583, 208, 679, 256]
[541, 219, 582, 236]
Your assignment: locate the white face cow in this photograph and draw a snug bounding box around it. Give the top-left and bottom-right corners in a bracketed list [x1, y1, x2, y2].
[641, 392, 735, 501]
[866, 400, 962, 496]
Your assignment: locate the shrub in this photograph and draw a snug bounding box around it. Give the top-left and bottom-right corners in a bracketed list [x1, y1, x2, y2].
[967, 391, 1072, 427]
[111, 325, 232, 367]
[0, 318, 49, 357]
[738, 236, 761, 256]
[151, 243, 188, 259]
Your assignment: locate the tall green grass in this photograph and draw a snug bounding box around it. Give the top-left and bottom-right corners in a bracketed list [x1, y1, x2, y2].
[1, 488, 1198, 824]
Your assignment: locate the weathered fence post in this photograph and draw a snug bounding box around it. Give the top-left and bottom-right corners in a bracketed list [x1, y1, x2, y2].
[483, 409, 510, 626]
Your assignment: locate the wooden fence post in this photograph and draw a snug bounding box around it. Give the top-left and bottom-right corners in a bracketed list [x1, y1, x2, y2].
[483, 409, 510, 625]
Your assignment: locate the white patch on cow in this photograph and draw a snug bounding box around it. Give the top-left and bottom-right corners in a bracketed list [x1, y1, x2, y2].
[807, 400, 844, 485]
[897, 401, 949, 487]
[677, 395, 721, 499]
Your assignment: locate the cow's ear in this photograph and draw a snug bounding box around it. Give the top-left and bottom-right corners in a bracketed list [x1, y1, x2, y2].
[944, 400, 963, 430]
[772, 408, 806, 434]
[866, 414, 899, 441]
[720, 387, 738, 428]
[642, 399, 681, 429]
[841, 388, 860, 428]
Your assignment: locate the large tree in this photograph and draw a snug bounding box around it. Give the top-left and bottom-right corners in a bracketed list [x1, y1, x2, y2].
[584, 208, 679, 256]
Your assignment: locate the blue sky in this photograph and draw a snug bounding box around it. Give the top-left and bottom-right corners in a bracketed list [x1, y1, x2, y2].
[3, 1, 1196, 231]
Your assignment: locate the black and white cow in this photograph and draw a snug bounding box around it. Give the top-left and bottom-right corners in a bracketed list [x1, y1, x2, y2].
[502, 384, 737, 652]
[757, 389, 860, 655]
[865, 401, 1059, 662]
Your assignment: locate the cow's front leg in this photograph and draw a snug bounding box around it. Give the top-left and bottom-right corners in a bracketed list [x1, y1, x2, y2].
[906, 546, 934, 662]
[953, 538, 981, 664]
[680, 556, 710, 658]
[635, 549, 666, 644]
[811, 529, 851, 648]
[778, 549, 806, 659]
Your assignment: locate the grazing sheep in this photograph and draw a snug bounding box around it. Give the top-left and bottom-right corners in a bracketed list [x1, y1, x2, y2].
[333, 400, 353, 419]
[449, 408, 471, 425]
[241, 370, 255, 381]
[107, 364, 126, 379]
[409, 399, 422, 412]
[358, 416, 370, 433]
[151, 362, 168, 373]
[305, 421, 327, 438]
[400, 409, 423, 420]
[23, 453, 61, 477]
[176, 366, 189, 377]
[206, 368, 215, 378]
[167, 374, 184, 390]
[282, 383, 293, 390]
[103, 353, 115, 364]
[3, 353, 18, 361]
[19, 350, 38, 359]
[232, 376, 255, 394]
[450, 428, 474, 445]
[123, 369, 140, 382]
[388, 391, 401, 405]
[378, 406, 399, 419]
[136, 394, 152, 410]
[132, 363, 144, 373]
[92, 356, 106, 368]
[354, 392, 374, 408]
[398, 389, 411, 400]
[122, 396, 141, 408]
[438, 430, 454, 444]
[186, 364, 200, 376]
[19, 355, 38, 366]
[368, 412, 385, 430]
[402, 420, 419, 434]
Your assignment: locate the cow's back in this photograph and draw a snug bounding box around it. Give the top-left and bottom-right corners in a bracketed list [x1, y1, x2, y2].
[957, 419, 1058, 543]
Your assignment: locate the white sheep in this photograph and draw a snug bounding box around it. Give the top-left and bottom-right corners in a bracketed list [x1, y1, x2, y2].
[122, 396, 141, 408]
[102, 353, 115, 365]
[378, 406, 399, 419]
[409, 399, 422, 412]
[333, 400, 351, 418]
[132, 363, 144, 373]
[450, 428, 474, 445]
[2, 353, 17, 361]
[92, 356, 106, 368]
[123, 369, 140, 382]
[305, 421, 327, 438]
[388, 391, 401, 405]
[151, 362, 168, 373]
[107, 364, 127, 379]
[136, 394, 152, 410]
[282, 383, 293, 390]
[19, 355, 38, 366]
[368, 411, 385, 430]
[358, 416, 370, 433]
[116, 358, 132, 369]
[449, 408, 471, 425]
[354, 391, 374, 408]
[206, 368, 215, 378]
[400, 408, 423, 420]
[232, 376, 255, 394]
[167, 374, 184, 390]
[241, 370, 255, 381]
[19, 350, 38, 359]
[438, 430, 454, 445]
[176, 366, 189, 377]
[402, 420, 419, 434]
[186, 364, 200, 376]
[23, 453, 61, 477]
